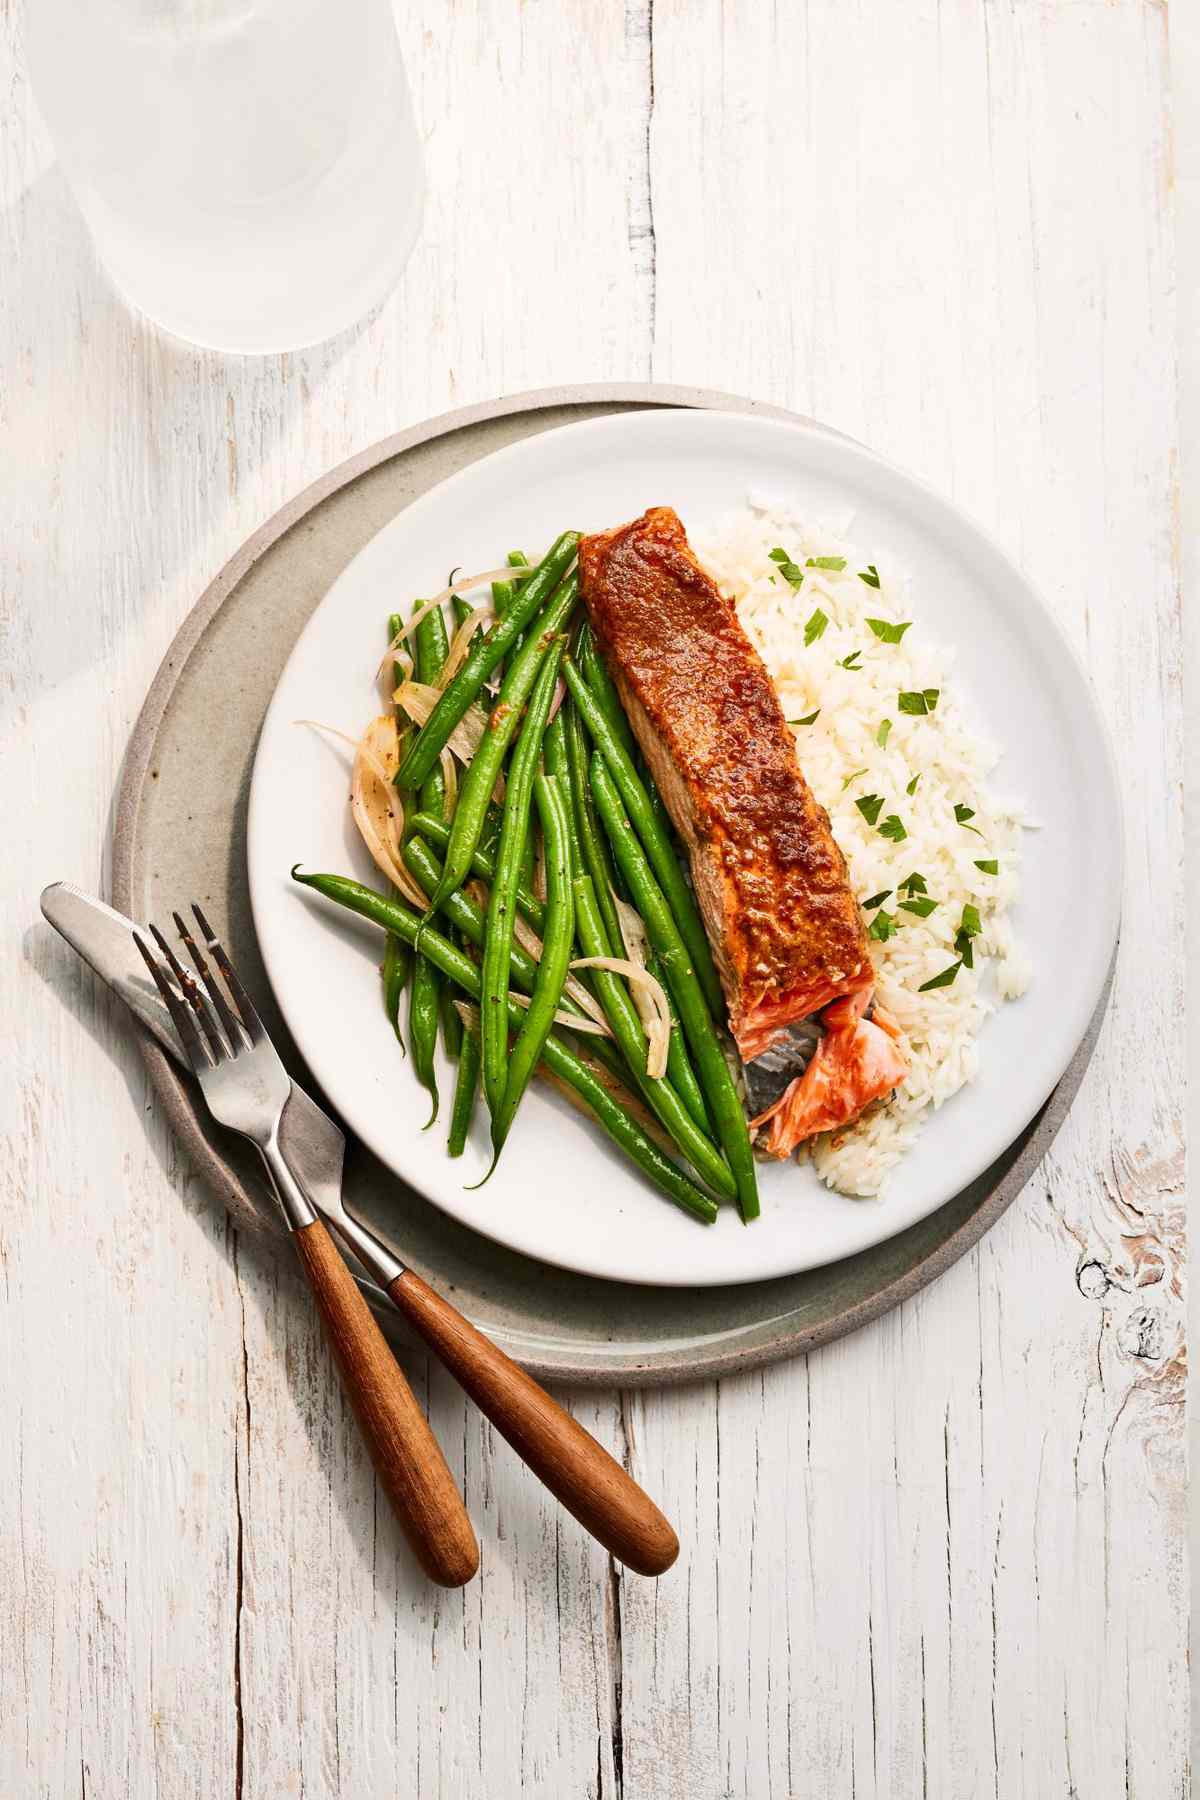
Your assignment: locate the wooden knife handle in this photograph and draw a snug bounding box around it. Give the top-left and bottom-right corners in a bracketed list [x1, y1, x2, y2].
[292, 1220, 479, 1588]
[387, 1268, 679, 1577]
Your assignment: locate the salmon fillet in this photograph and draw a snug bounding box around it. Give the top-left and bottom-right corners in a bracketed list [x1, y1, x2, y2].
[579, 505, 907, 1152]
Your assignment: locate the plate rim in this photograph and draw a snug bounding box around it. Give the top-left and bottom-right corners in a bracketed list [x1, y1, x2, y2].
[111, 381, 1117, 1382]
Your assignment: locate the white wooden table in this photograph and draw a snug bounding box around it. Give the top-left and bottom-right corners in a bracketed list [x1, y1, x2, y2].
[2, 3, 1187, 1794]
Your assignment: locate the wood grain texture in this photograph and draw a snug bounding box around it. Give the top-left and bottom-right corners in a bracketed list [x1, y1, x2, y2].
[388, 1269, 678, 1576]
[291, 1223, 478, 1588]
[0, 0, 1185, 1795]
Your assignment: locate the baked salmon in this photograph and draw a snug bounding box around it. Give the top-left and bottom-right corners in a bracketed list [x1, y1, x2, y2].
[578, 505, 908, 1152]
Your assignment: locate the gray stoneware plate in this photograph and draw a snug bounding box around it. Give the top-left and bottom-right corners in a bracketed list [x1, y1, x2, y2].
[112, 384, 1115, 1384]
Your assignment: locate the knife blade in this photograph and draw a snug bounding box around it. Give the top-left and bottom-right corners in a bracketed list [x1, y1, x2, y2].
[39, 882, 349, 1227]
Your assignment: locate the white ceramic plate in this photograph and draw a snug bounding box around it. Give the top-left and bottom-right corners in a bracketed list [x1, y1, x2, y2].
[248, 409, 1120, 1286]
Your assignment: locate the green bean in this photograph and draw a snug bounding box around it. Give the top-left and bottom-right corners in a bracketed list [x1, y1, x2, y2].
[413, 601, 461, 1057]
[478, 646, 563, 1114]
[408, 953, 440, 1126]
[491, 549, 528, 620]
[577, 625, 638, 762]
[409, 811, 546, 930]
[395, 532, 578, 790]
[291, 868, 716, 1223]
[563, 659, 725, 1018]
[573, 873, 733, 1200]
[651, 948, 712, 1133]
[382, 613, 412, 1033]
[428, 572, 579, 910]
[381, 920, 409, 1050]
[491, 774, 575, 1165]
[591, 754, 759, 1222]
[564, 698, 622, 956]
[447, 1024, 481, 1157]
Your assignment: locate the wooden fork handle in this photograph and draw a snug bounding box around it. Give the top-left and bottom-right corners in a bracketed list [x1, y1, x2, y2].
[292, 1221, 479, 1588]
[387, 1269, 679, 1577]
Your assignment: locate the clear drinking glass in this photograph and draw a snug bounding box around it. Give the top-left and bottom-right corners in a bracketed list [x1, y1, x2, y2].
[24, 0, 424, 353]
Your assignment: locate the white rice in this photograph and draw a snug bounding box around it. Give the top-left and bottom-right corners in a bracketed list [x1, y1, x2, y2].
[693, 505, 1031, 1198]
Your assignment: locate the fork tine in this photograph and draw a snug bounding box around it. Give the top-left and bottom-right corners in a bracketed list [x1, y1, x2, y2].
[133, 930, 213, 1073]
[173, 909, 246, 1053]
[192, 904, 265, 1043]
[149, 923, 226, 1064]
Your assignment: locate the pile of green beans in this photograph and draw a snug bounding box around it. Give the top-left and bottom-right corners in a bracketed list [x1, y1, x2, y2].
[298, 543, 762, 1227]
[290, 869, 717, 1224]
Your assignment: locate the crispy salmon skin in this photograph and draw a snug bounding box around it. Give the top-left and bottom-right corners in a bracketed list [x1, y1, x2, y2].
[579, 506, 905, 1150]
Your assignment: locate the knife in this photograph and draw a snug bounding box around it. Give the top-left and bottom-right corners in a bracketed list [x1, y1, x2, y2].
[40, 881, 356, 1254]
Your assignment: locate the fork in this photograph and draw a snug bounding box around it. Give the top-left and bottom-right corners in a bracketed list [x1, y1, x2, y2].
[137, 907, 679, 1580]
[134, 906, 480, 1588]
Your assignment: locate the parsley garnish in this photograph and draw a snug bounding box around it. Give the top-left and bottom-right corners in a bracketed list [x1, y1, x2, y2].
[906, 774, 921, 796]
[900, 896, 938, 918]
[867, 617, 912, 645]
[954, 902, 982, 968]
[919, 960, 963, 992]
[804, 607, 829, 646]
[768, 547, 804, 589]
[841, 767, 869, 791]
[899, 871, 927, 895]
[876, 719, 892, 749]
[838, 650, 863, 671]
[861, 889, 892, 910]
[954, 803, 983, 835]
[787, 708, 821, 726]
[806, 555, 847, 571]
[974, 858, 999, 874]
[878, 814, 908, 842]
[868, 910, 897, 942]
[898, 689, 940, 715]
[858, 565, 881, 589]
[856, 793, 884, 827]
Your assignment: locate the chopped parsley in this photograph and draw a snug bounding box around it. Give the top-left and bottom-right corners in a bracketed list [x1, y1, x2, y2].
[899, 896, 938, 918]
[906, 774, 921, 796]
[867, 617, 912, 645]
[919, 960, 963, 992]
[898, 689, 940, 715]
[954, 803, 983, 835]
[838, 649, 863, 671]
[858, 565, 881, 589]
[876, 718, 892, 748]
[787, 708, 821, 726]
[899, 871, 928, 895]
[856, 793, 884, 827]
[878, 814, 908, 843]
[861, 889, 892, 910]
[768, 546, 804, 588]
[954, 902, 983, 967]
[806, 555, 847, 571]
[841, 767, 869, 791]
[804, 607, 829, 646]
[868, 909, 898, 943]
[974, 858, 999, 874]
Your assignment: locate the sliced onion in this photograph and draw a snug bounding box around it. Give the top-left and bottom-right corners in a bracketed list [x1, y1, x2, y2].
[394, 679, 489, 763]
[374, 567, 535, 680]
[298, 717, 427, 910]
[570, 957, 671, 1077]
[506, 989, 611, 1036]
[439, 604, 492, 690]
[612, 895, 668, 1066]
